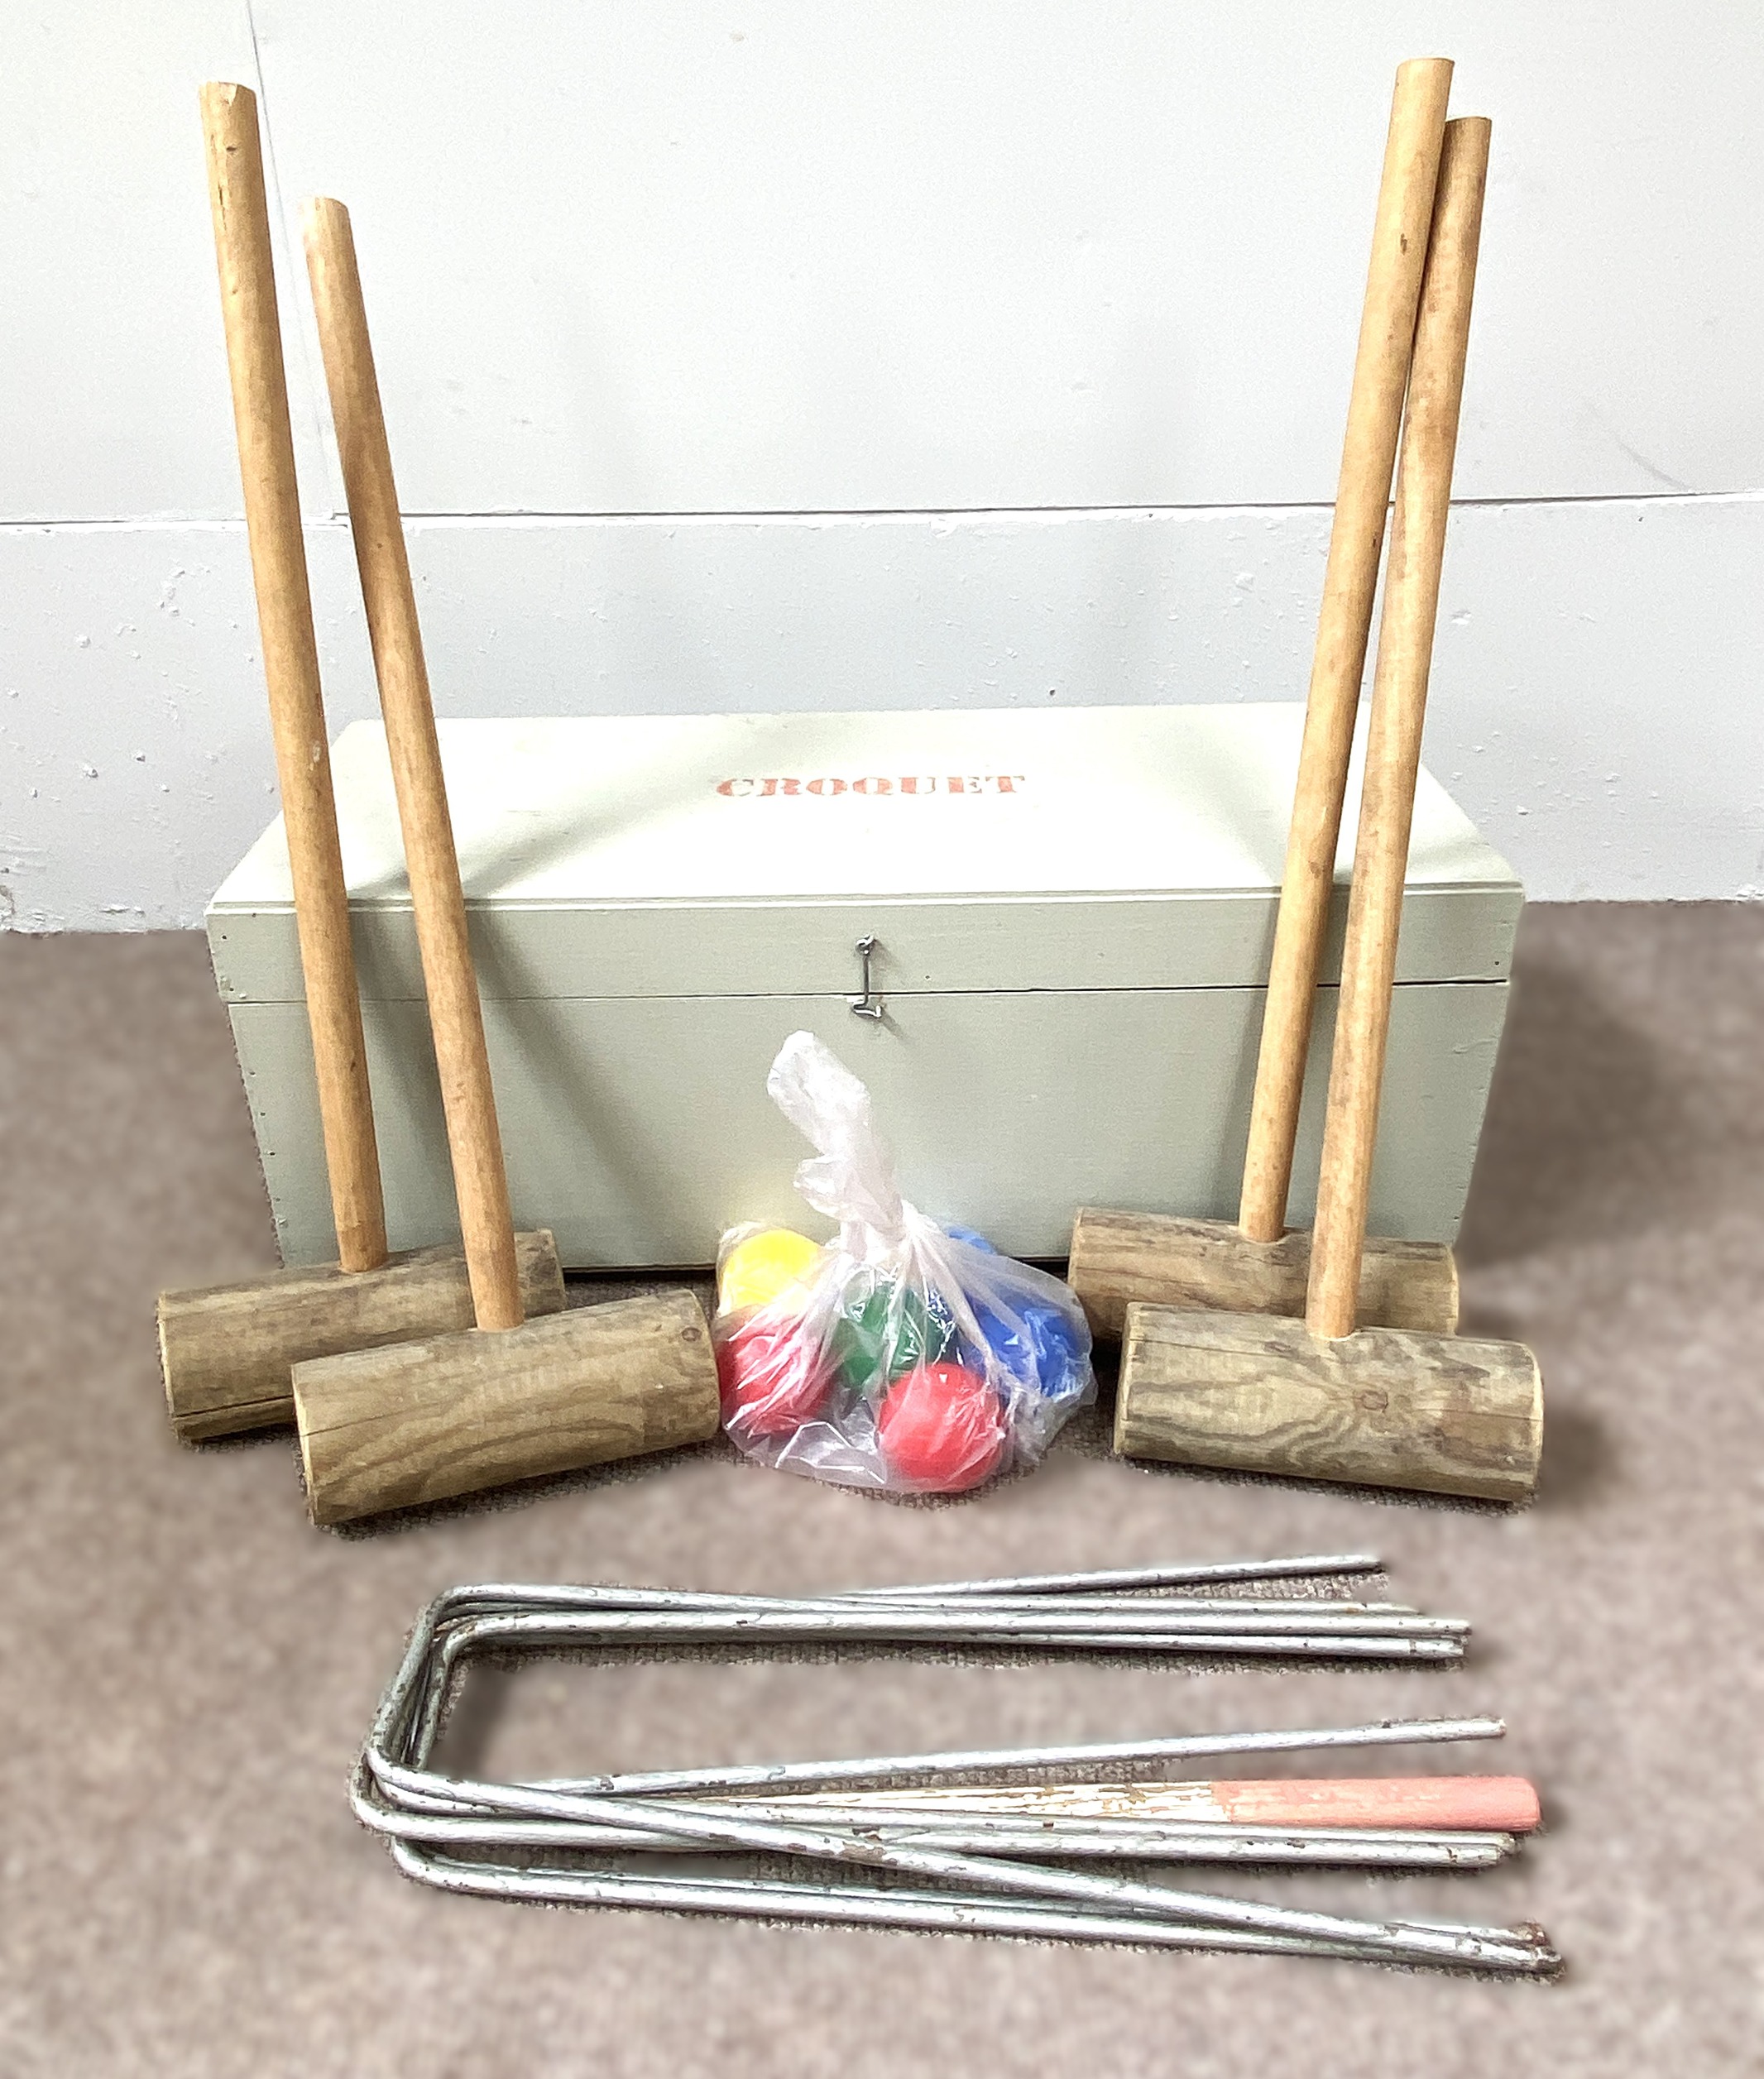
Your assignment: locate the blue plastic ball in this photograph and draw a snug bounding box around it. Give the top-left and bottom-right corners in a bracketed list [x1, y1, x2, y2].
[968, 1298, 1085, 1399]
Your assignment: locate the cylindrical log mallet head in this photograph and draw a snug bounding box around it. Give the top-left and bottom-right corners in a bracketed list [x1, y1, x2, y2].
[1069, 1209, 1456, 1344]
[291, 1289, 721, 1525]
[157, 1233, 567, 1440]
[1114, 1301, 1541, 1504]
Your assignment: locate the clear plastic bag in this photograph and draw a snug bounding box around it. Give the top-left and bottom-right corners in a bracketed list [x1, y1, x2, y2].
[712, 1031, 1095, 1493]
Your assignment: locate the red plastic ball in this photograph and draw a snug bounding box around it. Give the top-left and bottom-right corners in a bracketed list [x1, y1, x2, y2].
[717, 1317, 832, 1439]
[876, 1361, 1007, 1492]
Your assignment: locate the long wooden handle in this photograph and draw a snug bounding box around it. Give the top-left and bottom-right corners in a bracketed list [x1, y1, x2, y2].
[301, 197, 523, 1332]
[1237, 58, 1453, 1243]
[1306, 117, 1490, 1339]
[199, 84, 386, 1274]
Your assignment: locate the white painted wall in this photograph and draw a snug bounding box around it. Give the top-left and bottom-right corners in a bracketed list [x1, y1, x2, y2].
[4, 2, 1762, 925]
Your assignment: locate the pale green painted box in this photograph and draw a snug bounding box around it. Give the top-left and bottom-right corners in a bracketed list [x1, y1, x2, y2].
[207, 705, 1521, 1269]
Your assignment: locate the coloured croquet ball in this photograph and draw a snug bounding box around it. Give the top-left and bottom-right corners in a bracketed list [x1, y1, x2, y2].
[717, 1317, 832, 1438]
[970, 1298, 1086, 1399]
[876, 1360, 1007, 1492]
[834, 1279, 956, 1396]
[718, 1227, 825, 1316]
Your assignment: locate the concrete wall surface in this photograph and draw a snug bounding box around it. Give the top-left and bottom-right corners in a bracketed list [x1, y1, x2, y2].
[4, 3, 1761, 925]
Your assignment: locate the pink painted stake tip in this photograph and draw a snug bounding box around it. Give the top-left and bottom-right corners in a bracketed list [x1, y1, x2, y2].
[1212, 1775, 1542, 1834]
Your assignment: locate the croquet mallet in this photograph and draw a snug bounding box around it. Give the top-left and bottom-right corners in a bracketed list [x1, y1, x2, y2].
[1114, 119, 1544, 1503]
[157, 84, 564, 1440]
[1069, 59, 1460, 1343]
[290, 197, 719, 1526]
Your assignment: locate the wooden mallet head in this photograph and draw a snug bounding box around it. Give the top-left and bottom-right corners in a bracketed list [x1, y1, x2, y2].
[1114, 120, 1544, 1504]
[158, 85, 564, 1442]
[1070, 60, 1461, 1344]
[289, 197, 717, 1524]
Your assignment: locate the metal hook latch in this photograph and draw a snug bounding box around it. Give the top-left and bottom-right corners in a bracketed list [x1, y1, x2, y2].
[848, 935, 884, 1020]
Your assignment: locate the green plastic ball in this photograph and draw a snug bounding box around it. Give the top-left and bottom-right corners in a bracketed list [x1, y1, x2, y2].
[834, 1278, 955, 1396]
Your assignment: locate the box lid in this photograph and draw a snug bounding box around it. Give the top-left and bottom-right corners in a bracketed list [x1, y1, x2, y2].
[208, 707, 1521, 1002]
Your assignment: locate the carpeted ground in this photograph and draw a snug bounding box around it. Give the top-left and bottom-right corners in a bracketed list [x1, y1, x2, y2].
[2, 904, 1761, 2077]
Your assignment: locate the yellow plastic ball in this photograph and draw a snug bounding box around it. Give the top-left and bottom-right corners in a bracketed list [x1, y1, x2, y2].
[719, 1228, 824, 1316]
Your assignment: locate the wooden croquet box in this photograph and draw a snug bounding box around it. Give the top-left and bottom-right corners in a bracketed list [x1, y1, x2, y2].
[207, 707, 1521, 1269]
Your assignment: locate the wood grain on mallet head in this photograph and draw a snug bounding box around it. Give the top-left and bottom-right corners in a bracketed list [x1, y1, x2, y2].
[1068, 1207, 1457, 1343]
[197, 84, 386, 1274]
[1114, 1301, 1541, 1503]
[291, 1290, 721, 1525]
[157, 1232, 567, 1440]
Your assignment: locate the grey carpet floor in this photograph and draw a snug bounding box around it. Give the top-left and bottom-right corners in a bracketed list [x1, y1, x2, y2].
[2, 904, 1761, 2077]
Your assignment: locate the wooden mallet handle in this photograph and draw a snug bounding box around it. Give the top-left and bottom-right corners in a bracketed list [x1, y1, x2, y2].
[199, 84, 386, 1274]
[1238, 58, 1452, 1244]
[1307, 117, 1491, 1339]
[301, 198, 523, 1333]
